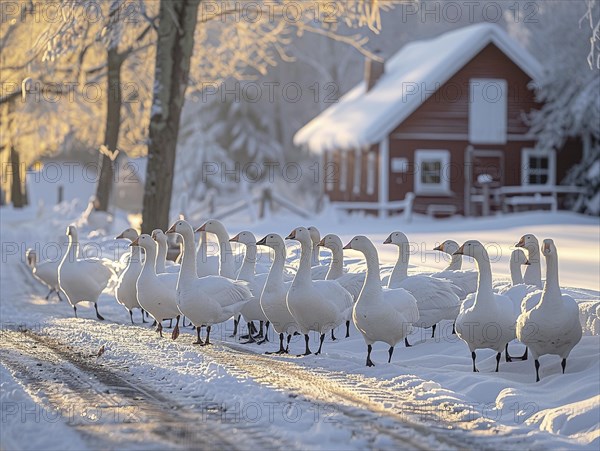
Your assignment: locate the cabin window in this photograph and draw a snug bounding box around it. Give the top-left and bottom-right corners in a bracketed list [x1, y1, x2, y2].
[366, 151, 376, 195]
[521, 148, 555, 185]
[469, 78, 507, 144]
[353, 148, 362, 195]
[414, 149, 451, 195]
[339, 151, 348, 191]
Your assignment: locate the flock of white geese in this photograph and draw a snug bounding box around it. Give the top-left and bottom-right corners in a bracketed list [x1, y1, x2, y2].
[26, 220, 582, 382]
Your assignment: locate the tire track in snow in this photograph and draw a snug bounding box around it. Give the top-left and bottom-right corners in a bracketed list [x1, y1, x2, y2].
[0, 329, 274, 451]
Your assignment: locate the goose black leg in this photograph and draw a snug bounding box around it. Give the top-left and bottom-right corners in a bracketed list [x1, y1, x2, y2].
[286, 334, 291, 352]
[452, 322, 456, 335]
[366, 344, 375, 367]
[505, 343, 513, 362]
[345, 320, 350, 338]
[168, 318, 173, 328]
[182, 317, 188, 328]
[56, 291, 64, 302]
[535, 359, 541, 382]
[405, 337, 412, 347]
[495, 352, 501, 372]
[254, 321, 264, 339]
[193, 325, 204, 345]
[431, 324, 437, 338]
[266, 333, 287, 354]
[171, 315, 181, 340]
[45, 289, 52, 300]
[561, 358, 567, 374]
[157, 322, 163, 338]
[298, 334, 311, 356]
[95, 303, 105, 321]
[388, 346, 395, 363]
[129, 310, 134, 325]
[471, 351, 479, 372]
[257, 322, 270, 345]
[315, 334, 325, 355]
[73, 305, 78, 318]
[201, 326, 212, 346]
[230, 315, 241, 337]
[141, 309, 148, 323]
[331, 329, 336, 341]
[241, 323, 257, 344]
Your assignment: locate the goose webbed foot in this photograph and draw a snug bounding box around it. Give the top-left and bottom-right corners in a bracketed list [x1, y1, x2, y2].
[366, 344, 375, 367]
[94, 303, 105, 321]
[200, 326, 212, 346]
[193, 326, 204, 345]
[315, 334, 325, 355]
[297, 334, 312, 356]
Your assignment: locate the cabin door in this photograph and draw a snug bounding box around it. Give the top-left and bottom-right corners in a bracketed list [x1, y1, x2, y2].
[465, 148, 504, 216]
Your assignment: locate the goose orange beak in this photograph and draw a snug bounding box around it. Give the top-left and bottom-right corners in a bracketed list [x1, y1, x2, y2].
[130, 237, 140, 247]
[229, 233, 240, 243]
[256, 236, 267, 246]
[285, 230, 296, 240]
[317, 238, 325, 247]
[166, 224, 177, 234]
[433, 243, 443, 251]
[195, 223, 207, 233]
[515, 237, 525, 247]
[383, 234, 392, 244]
[116, 232, 125, 240]
[343, 241, 352, 250]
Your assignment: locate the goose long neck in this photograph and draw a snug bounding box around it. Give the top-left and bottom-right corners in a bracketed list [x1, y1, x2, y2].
[155, 240, 167, 273]
[180, 229, 198, 280]
[266, 245, 286, 287]
[238, 244, 257, 280]
[389, 244, 409, 286]
[66, 235, 78, 261]
[446, 254, 462, 271]
[474, 252, 494, 304]
[295, 239, 313, 285]
[325, 246, 344, 280]
[509, 259, 523, 285]
[311, 243, 320, 266]
[217, 231, 235, 277]
[523, 247, 542, 288]
[141, 245, 157, 277]
[540, 252, 561, 307]
[130, 246, 142, 265]
[363, 247, 383, 295]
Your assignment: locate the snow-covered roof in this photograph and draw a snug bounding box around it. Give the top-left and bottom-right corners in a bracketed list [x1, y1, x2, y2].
[294, 23, 543, 154]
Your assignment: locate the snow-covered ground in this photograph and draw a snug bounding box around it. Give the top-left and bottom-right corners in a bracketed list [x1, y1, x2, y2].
[1, 195, 599, 449]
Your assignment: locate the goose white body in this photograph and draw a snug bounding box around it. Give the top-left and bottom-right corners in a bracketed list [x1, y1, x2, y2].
[115, 230, 144, 312]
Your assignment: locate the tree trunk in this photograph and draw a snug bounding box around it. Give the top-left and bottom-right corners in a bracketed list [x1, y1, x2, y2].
[9, 146, 24, 208]
[95, 46, 123, 212]
[141, 0, 200, 233]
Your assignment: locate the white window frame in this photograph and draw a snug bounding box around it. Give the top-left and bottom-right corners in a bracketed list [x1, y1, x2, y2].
[353, 147, 362, 195]
[521, 148, 556, 186]
[469, 78, 508, 144]
[414, 149, 451, 195]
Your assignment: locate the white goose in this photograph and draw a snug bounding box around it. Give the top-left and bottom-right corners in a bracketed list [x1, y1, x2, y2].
[344, 236, 419, 366]
[114, 228, 147, 324]
[307, 226, 335, 280]
[151, 229, 180, 274]
[318, 233, 365, 338]
[256, 233, 299, 354]
[515, 234, 543, 289]
[517, 239, 582, 382]
[195, 229, 219, 277]
[197, 219, 244, 336]
[131, 234, 180, 338]
[230, 231, 270, 343]
[500, 249, 541, 313]
[167, 220, 251, 345]
[384, 232, 461, 343]
[432, 240, 477, 298]
[454, 240, 518, 372]
[58, 225, 113, 320]
[26, 248, 64, 301]
[285, 227, 353, 355]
